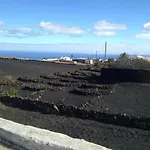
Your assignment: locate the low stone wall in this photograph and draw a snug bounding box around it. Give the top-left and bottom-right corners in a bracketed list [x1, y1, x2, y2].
[70, 88, 110, 96]
[100, 68, 150, 83]
[0, 96, 150, 131]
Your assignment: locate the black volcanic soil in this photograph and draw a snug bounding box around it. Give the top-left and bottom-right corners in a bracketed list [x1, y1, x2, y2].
[0, 58, 150, 150]
[0, 59, 83, 77]
[0, 104, 150, 150]
[85, 83, 150, 117]
[40, 90, 93, 106]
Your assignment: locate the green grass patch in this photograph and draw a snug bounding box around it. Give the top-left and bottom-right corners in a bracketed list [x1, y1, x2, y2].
[0, 89, 19, 96]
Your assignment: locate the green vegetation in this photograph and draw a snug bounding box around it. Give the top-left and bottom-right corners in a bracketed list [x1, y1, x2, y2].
[109, 53, 150, 70]
[0, 89, 19, 96]
[63, 72, 72, 77]
[88, 87, 99, 92]
[56, 72, 72, 77]
[18, 76, 41, 83]
[28, 91, 44, 100]
[0, 75, 17, 85]
[23, 83, 52, 91]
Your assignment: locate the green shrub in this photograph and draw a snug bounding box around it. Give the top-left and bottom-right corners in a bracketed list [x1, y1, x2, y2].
[0, 89, 19, 96]
[0, 75, 17, 85]
[109, 53, 150, 70]
[28, 91, 44, 100]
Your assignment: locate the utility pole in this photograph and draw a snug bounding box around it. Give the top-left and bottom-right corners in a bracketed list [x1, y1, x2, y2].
[96, 50, 98, 59]
[104, 42, 107, 61]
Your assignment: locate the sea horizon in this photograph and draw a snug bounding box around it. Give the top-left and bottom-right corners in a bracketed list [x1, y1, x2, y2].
[0, 50, 150, 61]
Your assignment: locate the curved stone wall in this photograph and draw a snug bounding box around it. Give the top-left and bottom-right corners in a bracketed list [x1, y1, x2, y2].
[0, 95, 150, 131]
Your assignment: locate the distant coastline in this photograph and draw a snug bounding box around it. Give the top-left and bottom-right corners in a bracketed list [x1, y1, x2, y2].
[0, 50, 120, 61]
[1, 50, 150, 62]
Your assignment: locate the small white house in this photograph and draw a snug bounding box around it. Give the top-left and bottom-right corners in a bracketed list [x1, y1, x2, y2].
[42, 58, 58, 62]
[59, 56, 72, 62]
[136, 55, 144, 59]
[85, 59, 94, 65]
[137, 56, 150, 62]
[47, 58, 58, 61]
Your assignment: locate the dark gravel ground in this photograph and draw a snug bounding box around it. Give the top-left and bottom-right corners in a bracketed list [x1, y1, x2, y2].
[86, 83, 150, 117]
[39, 81, 150, 118]
[1, 59, 150, 150]
[0, 104, 150, 150]
[0, 59, 83, 77]
[40, 90, 94, 106]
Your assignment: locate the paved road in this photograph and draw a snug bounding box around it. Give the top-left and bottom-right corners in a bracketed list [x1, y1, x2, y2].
[0, 144, 11, 150]
[0, 138, 11, 150]
[0, 138, 24, 150]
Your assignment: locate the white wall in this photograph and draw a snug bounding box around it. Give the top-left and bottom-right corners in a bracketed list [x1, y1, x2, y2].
[0, 117, 112, 150]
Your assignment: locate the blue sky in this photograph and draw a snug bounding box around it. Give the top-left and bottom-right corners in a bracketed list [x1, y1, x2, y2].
[0, 0, 150, 54]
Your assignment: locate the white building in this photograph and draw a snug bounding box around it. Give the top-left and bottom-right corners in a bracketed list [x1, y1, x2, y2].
[59, 56, 72, 62]
[42, 58, 58, 62]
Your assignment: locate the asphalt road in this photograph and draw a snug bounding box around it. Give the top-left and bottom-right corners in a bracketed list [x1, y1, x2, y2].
[0, 139, 11, 150]
[0, 145, 10, 150]
[0, 138, 26, 150]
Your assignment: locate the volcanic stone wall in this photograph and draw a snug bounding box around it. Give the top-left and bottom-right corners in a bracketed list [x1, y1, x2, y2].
[1, 95, 150, 131]
[100, 68, 150, 83]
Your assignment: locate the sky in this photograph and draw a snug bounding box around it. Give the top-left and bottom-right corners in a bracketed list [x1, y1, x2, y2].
[0, 0, 150, 54]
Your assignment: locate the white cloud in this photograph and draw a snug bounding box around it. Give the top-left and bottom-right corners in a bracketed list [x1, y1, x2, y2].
[94, 20, 127, 36]
[3, 27, 44, 38]
[9, 27, 35, 35]
[0, 29, 8, 34]
[0, 21, 7, 34]
[136, 33, 150, 39]
[0, 21, 5, 26]
[5, 35, 28, 39]
[143, 22, 150, 31]
[94, 31, 115, 36]
[94, 20, 127, 30]
[0, 20, 45, 38]
[39, 21, 86, 35]
[136, 22, 150, 40]
[16, 28, 32, 34]
[0, 21, 87, 37]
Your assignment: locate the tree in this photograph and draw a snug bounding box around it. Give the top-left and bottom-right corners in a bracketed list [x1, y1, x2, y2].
[119, 53, 129, 59]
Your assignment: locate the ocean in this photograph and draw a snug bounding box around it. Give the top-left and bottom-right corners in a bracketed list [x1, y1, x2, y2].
[0, 51, 120, 61]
